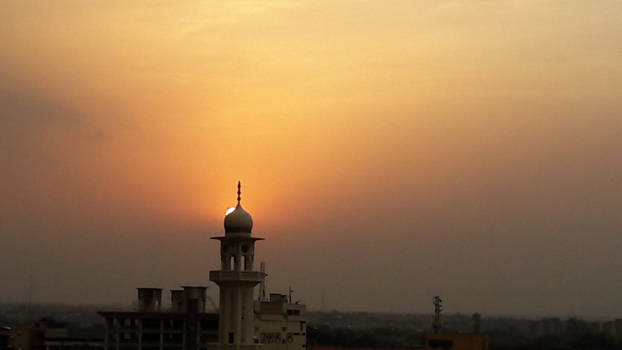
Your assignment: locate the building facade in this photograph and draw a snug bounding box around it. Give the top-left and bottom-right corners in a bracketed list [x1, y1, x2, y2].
[4, 319, 102, 350]
[424, 333, 488, 350]
[255, 294, 306, 349]
[99, 287, 219, 350]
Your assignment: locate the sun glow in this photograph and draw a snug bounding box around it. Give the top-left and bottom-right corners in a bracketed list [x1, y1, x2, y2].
[225, 207, 236, 215]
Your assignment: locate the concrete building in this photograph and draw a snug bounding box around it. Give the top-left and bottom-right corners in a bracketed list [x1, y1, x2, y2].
[601, 321, 617, 338]
[424, 313, 487, 350]
[527, 317, 622, 339]
[424, 333, 488, 350]
[98, 288, 306, 350]
[255, 294, 306, 348]
[4, 319, 102, 350]
[207, 182, 307, 350]
[541, 318, 562, 336]
[99, 287, 219, 350]
[99, 183, 307, 350]
[6, 322, 44, 350]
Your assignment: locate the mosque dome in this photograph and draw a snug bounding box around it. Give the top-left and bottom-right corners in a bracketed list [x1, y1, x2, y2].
[224, 181, 253, 235]
[224, 204, 253, 234]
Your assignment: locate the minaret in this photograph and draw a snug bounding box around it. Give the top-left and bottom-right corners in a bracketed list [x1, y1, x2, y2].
[210, 182, 265, 349]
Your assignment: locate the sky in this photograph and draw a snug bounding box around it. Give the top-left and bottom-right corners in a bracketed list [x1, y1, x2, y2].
[1, 0, 622, 319]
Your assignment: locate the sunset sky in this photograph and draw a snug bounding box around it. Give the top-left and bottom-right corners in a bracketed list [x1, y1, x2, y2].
[1, 1, 622, 318]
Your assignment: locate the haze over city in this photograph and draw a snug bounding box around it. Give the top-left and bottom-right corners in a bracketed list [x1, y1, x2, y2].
[1, 1, 621, 319]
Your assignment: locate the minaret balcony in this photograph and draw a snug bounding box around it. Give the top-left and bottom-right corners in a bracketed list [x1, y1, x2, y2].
[209, 270, 266, 284]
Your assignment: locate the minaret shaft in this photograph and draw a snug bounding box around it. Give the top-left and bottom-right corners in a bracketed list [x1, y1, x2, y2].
[210, 237, 264, 348]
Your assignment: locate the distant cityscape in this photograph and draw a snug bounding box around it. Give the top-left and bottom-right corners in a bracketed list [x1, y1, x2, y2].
[2, 302, 622, 350]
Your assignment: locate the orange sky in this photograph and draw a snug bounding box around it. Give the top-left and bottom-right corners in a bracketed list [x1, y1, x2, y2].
[1, 1, 622, 317]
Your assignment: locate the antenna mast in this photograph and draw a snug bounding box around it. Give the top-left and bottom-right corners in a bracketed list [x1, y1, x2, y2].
[433, 296, 443, 333]
[259, 261, 266, 302]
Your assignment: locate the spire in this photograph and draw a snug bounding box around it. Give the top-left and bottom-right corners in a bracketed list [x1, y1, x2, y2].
[237, 181, 241, 206]
[224, 181, 253, 234]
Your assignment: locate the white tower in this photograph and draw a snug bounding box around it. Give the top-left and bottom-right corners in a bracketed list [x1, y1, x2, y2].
[210, 182, 265, 349]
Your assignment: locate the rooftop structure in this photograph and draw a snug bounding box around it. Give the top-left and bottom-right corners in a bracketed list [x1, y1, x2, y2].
[99, 287, 218, 350]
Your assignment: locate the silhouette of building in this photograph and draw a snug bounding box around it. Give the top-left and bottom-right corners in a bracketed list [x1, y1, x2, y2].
[526, 316, 622, 339]
[99, 287, 218, 350]
[424, 333, 488, 350]
[209, 182, 306, 350]
[98, 183, 306, 350]
[424, 313, 488, 350]
[255, 294, 306, 348]
[4, 318, 102, 350]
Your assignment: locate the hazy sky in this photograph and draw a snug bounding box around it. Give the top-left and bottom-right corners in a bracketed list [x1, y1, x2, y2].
[1, 0, 622, 318]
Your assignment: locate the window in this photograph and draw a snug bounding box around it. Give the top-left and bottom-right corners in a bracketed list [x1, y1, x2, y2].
[201, 319, 218, 329]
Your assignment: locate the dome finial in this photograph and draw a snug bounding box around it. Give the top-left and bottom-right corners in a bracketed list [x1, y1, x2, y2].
[224, 181, 253, 234]
[237, 181, 241, 206]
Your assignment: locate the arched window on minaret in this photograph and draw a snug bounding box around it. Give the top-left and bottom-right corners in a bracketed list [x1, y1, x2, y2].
[221, 254, 228, 270]
[244, 254, 254, 271]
